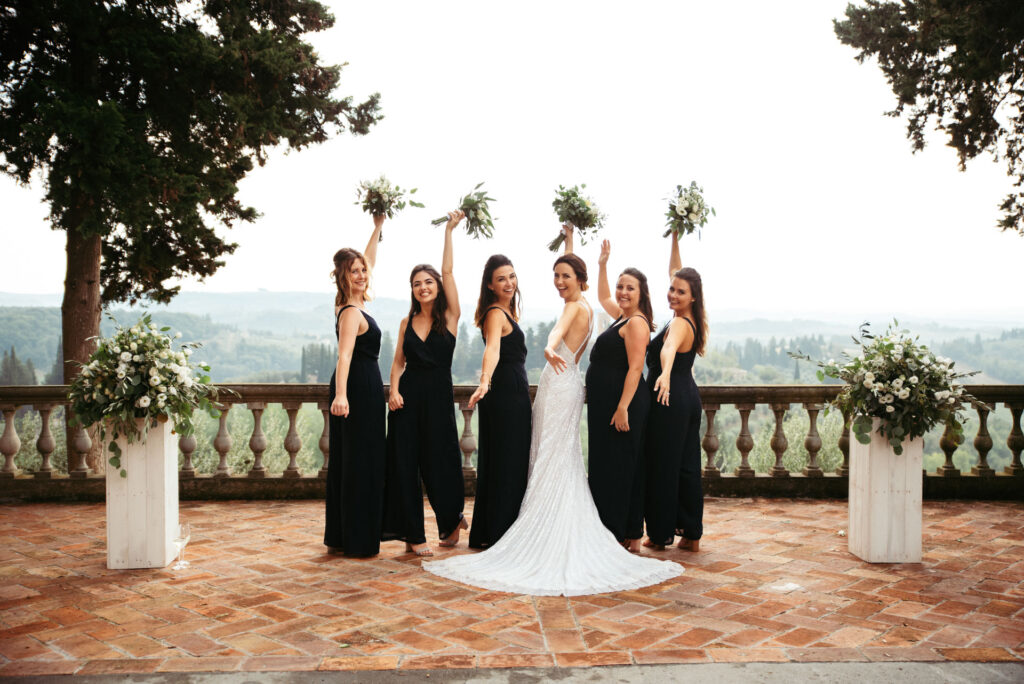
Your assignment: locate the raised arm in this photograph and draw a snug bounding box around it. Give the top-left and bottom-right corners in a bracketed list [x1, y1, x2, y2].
[442, 210, 464, 333]
[388, 318, 409, 411]
[596, 239, 621, 319]
[331, 309, 363, 417]
[363, 214, 385, 269]
[562, 223, 574, 255]
[611, 316, 650, 431]
[652, 317, 692, 406]
[668, 234, 682, 280]
[468, 309, 505, 409]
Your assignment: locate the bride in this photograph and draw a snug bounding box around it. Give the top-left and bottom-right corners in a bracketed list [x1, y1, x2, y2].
[423, 226, 683, 595]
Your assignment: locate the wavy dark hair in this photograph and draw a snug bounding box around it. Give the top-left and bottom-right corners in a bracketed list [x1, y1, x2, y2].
[331, 248, 370, 307]
[619, 267, 655, 332]
[408, 264, 449, 334]
[474, 254, 521, 328]
[553, 254, 588, 291]
[673, 267, 708, 356]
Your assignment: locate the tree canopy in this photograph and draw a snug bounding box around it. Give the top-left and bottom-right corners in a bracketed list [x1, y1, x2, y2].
[834, 0, 1024, 234]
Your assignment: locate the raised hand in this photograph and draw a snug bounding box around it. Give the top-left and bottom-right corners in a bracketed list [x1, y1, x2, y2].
[372, 213, 385, 231]
[598, 239, 611, 267]
[446, 209, 465, 231]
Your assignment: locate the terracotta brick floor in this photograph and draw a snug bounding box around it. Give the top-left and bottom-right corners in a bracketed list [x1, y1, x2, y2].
[1, 497, 1022, 676]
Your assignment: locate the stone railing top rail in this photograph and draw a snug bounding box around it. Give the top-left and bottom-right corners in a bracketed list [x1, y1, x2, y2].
[1, 383, 1020, 407]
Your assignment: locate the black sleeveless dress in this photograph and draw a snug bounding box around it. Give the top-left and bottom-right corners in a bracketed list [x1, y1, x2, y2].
[382, 325, 465, 545]
[585, 316, 651, 542]
[325, 305, 386, 557]
[468, 308, 531, 549]
[644, 318, 703, 544]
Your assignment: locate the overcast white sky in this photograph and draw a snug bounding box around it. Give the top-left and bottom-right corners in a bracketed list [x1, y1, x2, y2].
[2, 0, 1020, 324]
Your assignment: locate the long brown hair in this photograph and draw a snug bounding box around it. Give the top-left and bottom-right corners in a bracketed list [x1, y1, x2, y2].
[674, 267, 708, 356]
[474, 254, 521, 328]
[408, 264, 449, 334]
[331, 248, 370, 307]
[553, 254, 588, 291]
[620, 267, 655, 332]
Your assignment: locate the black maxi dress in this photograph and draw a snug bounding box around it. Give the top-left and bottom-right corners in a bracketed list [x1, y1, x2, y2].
[325, 305, 386, 557]
[468, 308, 531, 549]
[585, 315, 651, 542]
[644, 318, 703, 544]
[381, 326, 465, 544]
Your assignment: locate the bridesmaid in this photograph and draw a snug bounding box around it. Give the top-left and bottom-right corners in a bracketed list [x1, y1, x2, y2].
[382, 210, 469, 556]
[644, 236, 707, 552]
[325, 215, 386, 557]
[466, 255, 531, 549]
[586, 240, 655, 553]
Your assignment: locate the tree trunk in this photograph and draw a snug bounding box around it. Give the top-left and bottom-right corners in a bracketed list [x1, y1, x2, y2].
[62, 228, 103, 473]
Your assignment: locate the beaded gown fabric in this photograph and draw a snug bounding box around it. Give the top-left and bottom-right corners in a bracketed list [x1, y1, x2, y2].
[425, 311, 683, 595]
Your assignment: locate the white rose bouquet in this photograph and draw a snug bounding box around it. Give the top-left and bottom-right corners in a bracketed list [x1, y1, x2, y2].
[791, 321, 984, 454]
[665, 181, 715, 239]
[548, 184, 606, 252]
[431, 182, 496, 239]
[68, 314, 222, 477]
[355, 175, 424, 241]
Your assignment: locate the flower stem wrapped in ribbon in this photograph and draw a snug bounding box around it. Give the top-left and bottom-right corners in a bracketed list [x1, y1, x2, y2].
[68, 313, 225, 477]
[664, 181, 715, 240]
[548, 184, 606, 252]
[355, 175, 424, 241]
[790, 320, 986, 454]
[431, 182, 496, 239]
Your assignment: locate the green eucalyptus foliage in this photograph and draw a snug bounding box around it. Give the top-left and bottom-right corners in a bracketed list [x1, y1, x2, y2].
[431, 182, 496, 239]
[548, 184, 605, 252]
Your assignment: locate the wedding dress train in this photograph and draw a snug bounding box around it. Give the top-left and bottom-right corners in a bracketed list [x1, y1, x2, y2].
[423, 325, 682, 596]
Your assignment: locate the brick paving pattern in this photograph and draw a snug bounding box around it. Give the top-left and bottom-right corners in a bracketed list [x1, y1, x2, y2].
[0, 498, 1022, 675]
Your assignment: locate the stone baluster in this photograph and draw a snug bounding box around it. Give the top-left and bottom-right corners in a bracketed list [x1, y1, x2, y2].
[701, 404, 721, 477]
[837, 408, 851, 477]
[734, 403, 755, 478]
[179, 432, 197, 479]
[803, 402, 823, 477]
[318, 401, 330, 479]
[459, 401, 477, 472]
[247, 402, 267, 478]
[213, 404, 232, 478]
[937, 420, 961, 477]
[971, 404, 994, 477]
[770, 404, 789, 478]
[34, 404, 56, 479]
[1006, 403, 1024, 477]
[69, 423, 92, 478]
[0, 405, 21, 478]
[282, 402, 302, 478]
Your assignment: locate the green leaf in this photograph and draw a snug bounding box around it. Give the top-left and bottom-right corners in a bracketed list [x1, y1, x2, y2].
[855, 432, 871, 444]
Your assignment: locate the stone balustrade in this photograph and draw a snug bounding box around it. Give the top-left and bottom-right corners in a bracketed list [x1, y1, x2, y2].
[0, 384, 1021, 502]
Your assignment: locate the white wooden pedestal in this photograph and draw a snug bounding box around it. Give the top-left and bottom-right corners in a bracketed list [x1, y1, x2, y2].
[848, 420, 923, 563]
[105, 420, 179, 569]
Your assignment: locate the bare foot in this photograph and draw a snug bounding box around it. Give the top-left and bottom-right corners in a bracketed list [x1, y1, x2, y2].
[438, 515, 469, 548]
[625, 538, 642, 553]
[676, 538, 700, 552]
[642, 538, 666, 551]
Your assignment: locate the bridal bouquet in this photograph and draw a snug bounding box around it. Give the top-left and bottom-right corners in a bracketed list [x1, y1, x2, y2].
[791, 321, 982, 454]
[355, 175, 424, 241]
[664, 181, 715, 239]
[68, 314, 222, 477]
[431, 182, 496, 239]
[548, 184, 606, 252]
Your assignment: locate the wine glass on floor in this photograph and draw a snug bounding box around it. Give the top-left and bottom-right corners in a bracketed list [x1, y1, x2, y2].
[172, 522, 191, 570]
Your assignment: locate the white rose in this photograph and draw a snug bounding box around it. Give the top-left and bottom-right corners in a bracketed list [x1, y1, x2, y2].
[892, 378, 903, 389]
[886, 405, 895, 413]
[183, 377, 194, 388]
[884, 394, 894, 403]
[183, 349, 192, 356]
[168, 387, 178, 396]
[864, 372, 875, 382]
[116, 370, 126, 379]
[112, 346, 121, 354]
[132, 354, 141, 362]
[158, 385, 167, 393]
[157, 400, 166, 408]
[129, 342, 137, 351]
[688, 212, 697, 222]
[149, 376, 161, 386]
[157, 393, 167, 402]
[137, 396, 151, 408]
[174, 331, 182, 339]
[898, 389, 910, 399]
[120, 351, 132, 362]
[160, 351, 169, 359]
[909, 376, 918, 384]
[863, 379, 873, 389]
[130, 327, 140, 335]
[948, 396, 955, 404]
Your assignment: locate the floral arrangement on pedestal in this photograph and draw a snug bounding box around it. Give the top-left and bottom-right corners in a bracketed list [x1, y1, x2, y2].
[355, 175, 424, 241]
[68, 314, 221, 477]
[792, 320, 983, 454]
[664, 181, 715, 239]
[548, 184, 605, 251]
[431, 182, 496, 238]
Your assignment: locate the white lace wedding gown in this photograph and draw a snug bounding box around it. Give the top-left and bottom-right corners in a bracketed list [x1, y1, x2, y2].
[423, 316, 683, 596]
